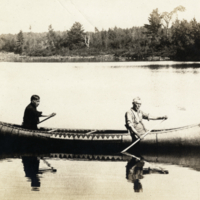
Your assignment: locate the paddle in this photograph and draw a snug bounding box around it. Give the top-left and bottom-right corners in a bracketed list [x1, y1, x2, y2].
[42, 158, 57, 172]
[48, 129, 58, 133]
[121, 119, 166, 153]
[38, 113, 56, 125]
[121, 151, 168, 173]
[48, 129, 96, 134]
[86, 130, 97, 135]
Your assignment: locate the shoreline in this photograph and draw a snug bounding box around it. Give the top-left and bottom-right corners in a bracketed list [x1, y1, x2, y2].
[0, 52, 171, 62]
[1, 52, 200, 62]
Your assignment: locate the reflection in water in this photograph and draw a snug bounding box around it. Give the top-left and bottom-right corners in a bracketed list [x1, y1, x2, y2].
[22, 157, 57, 191]
[126, 158, 144, 192]
[139, 147, 200, 172]
[49, 151, 169, 193]
[112, 63, 200, 74]
[2, 146, 200, 193]
[22, 157, 41, 191]
[20, 151, 169, 193]
[126, 157, 168, 193]
[140, 64, 200, 74]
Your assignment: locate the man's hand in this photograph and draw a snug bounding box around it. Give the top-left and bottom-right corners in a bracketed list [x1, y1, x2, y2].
[135, 134, 141, 139]
[130, 129, 140, 139]
[158, 115, 168, 120]
[162, 115, 168, 120]
[50, 113, 56, 117]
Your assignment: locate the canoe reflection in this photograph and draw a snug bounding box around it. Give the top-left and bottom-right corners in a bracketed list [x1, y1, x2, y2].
[1, 146, 200, 192]
[22, 157, 57, 191]
[126, 157, 168, 192]
[139, 147, 200, 171]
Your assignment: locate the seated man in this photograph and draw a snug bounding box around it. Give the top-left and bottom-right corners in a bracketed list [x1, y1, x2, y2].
[125, 97, 167, 139]
[22, 95, 56, 130]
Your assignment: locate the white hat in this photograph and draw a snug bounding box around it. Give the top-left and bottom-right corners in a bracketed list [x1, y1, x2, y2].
[132, 97, 142, 104]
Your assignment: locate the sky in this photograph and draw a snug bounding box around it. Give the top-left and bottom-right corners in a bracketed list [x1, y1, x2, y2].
[0, 0, 200, 34]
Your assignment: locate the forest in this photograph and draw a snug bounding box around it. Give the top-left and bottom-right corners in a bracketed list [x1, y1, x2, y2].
[1, 6, 200, 61]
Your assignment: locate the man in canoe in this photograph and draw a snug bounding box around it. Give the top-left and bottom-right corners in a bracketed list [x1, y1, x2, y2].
[22, 95, 56, 130]
[125, 97, 167, 139]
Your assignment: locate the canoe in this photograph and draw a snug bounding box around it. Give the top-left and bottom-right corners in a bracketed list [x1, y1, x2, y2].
[0, 121, 131, 143]
[139, 123, 200, 148]
[0, 121, 131, 153]
[0, 121, 200, 151]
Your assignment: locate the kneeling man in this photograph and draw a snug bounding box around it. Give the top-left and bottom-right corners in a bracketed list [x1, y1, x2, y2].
[125, 97, 167, 139]
[22, 95, 56, 130]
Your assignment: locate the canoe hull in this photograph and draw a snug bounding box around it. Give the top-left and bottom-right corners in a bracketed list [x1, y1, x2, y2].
[1, 121, 200, 152]
[140, 124, 200, 148]
[0, 121, 132, 153]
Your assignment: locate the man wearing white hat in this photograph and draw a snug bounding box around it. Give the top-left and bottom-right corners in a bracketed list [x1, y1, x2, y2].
[125, 97, 167, 139]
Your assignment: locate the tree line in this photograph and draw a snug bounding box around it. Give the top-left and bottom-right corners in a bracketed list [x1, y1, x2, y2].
[1, 6, 200, 60]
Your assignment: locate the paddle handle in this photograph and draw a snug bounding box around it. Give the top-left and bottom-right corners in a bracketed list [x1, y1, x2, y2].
[121, 119, 166, 153]
[48, 129, 58, 133]
[86, 130, 96, 135]
[38, 113, 56, 124]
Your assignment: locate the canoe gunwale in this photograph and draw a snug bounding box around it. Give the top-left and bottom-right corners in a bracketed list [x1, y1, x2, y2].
[1, 121, 200, 142]
[0, 121, 130, 138]
[150, 123, 199, 134]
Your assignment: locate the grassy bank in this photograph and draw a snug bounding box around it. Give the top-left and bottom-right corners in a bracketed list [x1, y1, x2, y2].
[0, 52, 173, 62]
[0, 52, 116, 62]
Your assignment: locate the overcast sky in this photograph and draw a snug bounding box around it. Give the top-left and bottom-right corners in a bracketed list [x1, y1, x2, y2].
[0, 0, 200, 34]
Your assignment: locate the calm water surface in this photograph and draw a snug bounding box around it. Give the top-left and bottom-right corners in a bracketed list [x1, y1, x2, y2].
[1, 61, 200, 200]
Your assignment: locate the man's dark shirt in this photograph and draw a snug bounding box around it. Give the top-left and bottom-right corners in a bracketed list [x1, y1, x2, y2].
[23, 103, 42, 130]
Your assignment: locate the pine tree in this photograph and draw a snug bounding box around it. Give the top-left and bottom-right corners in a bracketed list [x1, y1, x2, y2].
[144, 8, 162, 38]
[67, 22, 85, 50]
[16, 30, 24, 54]
[47, 25, 57, 50]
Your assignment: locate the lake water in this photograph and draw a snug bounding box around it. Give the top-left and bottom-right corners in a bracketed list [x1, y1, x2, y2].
[1, 61, 200, 200]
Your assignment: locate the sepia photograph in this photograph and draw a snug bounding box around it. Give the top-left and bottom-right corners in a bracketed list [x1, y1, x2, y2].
[1, 0, 200, 199]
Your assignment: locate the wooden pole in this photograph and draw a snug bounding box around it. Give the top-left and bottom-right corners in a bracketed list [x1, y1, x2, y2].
[121, 119, 165, 153]
[86, 130, 97, 135]
[38, 114, 56, 125]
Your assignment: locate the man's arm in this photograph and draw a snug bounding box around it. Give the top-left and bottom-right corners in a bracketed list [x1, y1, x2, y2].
[142, 111, 167, 121]
[148, 115, 168, 120]
[41, 113, 56, 118]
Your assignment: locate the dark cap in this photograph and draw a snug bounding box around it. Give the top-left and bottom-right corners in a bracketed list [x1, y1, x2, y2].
[31, 95, 40, 101]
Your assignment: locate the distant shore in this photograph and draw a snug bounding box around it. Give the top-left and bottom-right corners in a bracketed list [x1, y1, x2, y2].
[0, 52, 174, 62]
